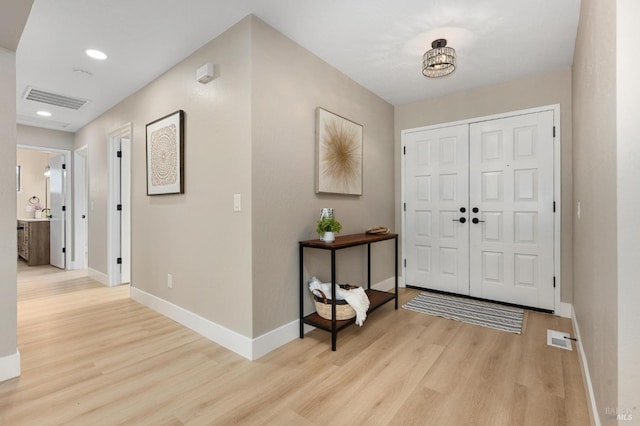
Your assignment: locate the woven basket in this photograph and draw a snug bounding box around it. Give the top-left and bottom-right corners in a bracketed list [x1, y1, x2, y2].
[312, 289, 356, 320]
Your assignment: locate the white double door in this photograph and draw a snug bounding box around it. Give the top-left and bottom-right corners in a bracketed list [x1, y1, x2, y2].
[404, 111, 555, 310]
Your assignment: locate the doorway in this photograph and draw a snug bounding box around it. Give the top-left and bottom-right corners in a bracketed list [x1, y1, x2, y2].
[16, 145, 72, 269]
[402, 106, 560, 311]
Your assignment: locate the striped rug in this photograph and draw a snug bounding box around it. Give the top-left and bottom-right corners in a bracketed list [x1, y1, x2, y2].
[402, 292, 524, 334]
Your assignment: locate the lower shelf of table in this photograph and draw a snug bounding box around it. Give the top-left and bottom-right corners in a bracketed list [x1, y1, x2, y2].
[302, 289, 396, 332]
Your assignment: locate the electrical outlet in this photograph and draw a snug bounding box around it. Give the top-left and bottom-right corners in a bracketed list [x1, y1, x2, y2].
[167, 273, 173, 289]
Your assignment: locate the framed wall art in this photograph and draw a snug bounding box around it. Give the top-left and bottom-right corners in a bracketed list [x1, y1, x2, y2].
[315, 107, 363, 195]
[146, 110, 184, 195]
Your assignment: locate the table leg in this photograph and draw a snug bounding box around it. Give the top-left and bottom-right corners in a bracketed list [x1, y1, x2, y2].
[395, 236, 399, 309]
[331, 248, 337, 351]
[299, 245, 304, 338]
[367, 243, 371, 290]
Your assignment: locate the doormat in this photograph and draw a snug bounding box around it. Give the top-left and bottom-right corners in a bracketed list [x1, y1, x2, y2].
[402, 292, 524, 334]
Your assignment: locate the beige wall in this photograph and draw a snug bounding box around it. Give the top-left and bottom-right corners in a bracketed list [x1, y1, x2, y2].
[395, 68, 574, 303]
[17, 124, 74, 151]
[616, 0, 640, 415]
[74, 15, 395, 340]
[16, 149, 49, 218]
[0, 47, 18, 359]
[250, 18, 395, 336]
[572, 0, 618, 422]
[74, 17, 254, 336]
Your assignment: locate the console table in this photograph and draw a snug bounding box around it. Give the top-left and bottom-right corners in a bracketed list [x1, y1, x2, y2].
[299, 233, 398, 351]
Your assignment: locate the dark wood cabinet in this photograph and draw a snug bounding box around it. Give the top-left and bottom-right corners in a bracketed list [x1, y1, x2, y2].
[17, 220, 50, 266]
[299, 233, 398, 351]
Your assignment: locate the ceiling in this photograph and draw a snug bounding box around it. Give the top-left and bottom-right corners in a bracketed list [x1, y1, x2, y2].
[15, 0, 581, 133]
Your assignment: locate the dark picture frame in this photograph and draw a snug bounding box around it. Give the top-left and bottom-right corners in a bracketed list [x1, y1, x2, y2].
[146, 110, 185, 195]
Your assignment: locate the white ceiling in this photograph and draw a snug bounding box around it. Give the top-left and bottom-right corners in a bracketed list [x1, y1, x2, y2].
[16, 0, 581, 133]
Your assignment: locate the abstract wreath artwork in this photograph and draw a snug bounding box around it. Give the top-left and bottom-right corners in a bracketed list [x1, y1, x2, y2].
[146, 110, 184, 195]
[315, 108, 363, 195]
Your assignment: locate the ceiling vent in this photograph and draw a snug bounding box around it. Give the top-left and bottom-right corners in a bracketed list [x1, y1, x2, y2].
[23, 87, 89, 110]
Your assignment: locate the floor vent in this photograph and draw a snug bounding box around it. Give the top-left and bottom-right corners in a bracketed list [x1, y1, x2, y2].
[547, 329, 572, 351]
[23, 87, 89, 110]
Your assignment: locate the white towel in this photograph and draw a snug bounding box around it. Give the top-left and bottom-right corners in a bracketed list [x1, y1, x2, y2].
[337, 286, 370, 326]
[308, 276, 343, 299]
[308, 277, 370, 326]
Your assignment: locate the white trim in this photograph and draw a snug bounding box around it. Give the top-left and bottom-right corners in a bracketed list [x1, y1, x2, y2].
[88, 267, 109, 286]
[17, 144, 73, 270]
[372, 277, 397, 292]
[252, 321, 314, 360]
[254, 321, 318, 360]
[107, 123, 132, 287]
[400, 104, 561, 135]
[572, 306, 601, 426]
[71, 145, 88, 270]
[401, 131, 407, 289]
[131, 287, 253, 360]
[0, 350, 20, 382]
[400, 104, 563, 315]
[252, 322, 295, 360]
[131, 276, 399, 361]
[557, 302, 572, 319]
[552, 105, 563, 317]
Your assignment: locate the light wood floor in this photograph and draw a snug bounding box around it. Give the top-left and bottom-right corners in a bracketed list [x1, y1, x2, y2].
[1, 262, 590, 425]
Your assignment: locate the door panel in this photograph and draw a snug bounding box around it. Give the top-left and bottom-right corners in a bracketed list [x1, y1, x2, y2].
[49, 154, 65, 269]
[405, 125, 469, 294]
[469, 111, 555, 310]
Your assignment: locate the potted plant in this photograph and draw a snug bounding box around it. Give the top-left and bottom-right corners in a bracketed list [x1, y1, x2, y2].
[316, 217, 342, 243]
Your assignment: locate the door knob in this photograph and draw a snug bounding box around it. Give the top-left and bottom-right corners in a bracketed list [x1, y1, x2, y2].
[472, 218, 485, 224]
[452, 217, 467, 224]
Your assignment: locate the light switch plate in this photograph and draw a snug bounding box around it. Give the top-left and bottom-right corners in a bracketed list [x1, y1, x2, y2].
[233, 194, 241, 212]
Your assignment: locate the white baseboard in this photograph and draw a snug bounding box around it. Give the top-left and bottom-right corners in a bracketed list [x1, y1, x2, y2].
[571, 306, 601, 426]
[130, 287, 253, 360]
[0, 350, 20, 383]
[130, 277, 397, 361]
[88, 268, 109, 286]
[372, 277, 398, 292]
[557, 302, 572, 318]
[253, 321, 315, 360]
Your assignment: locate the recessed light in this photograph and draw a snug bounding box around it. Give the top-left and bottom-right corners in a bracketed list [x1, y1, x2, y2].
[85, 49, 107, 60]
[37, 111, 52, 117]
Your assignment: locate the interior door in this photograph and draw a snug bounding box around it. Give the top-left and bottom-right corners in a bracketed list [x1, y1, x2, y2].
[108, 136, 131, 286]
[74, 148, 89, 269]
[120, 138, 131, 284]
[404, 125, 469, 294]
[469, 111, 555, 310]
[49, 154, 66, 269]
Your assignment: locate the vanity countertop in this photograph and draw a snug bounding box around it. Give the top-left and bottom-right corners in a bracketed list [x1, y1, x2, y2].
[17, 218, 50, 222]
